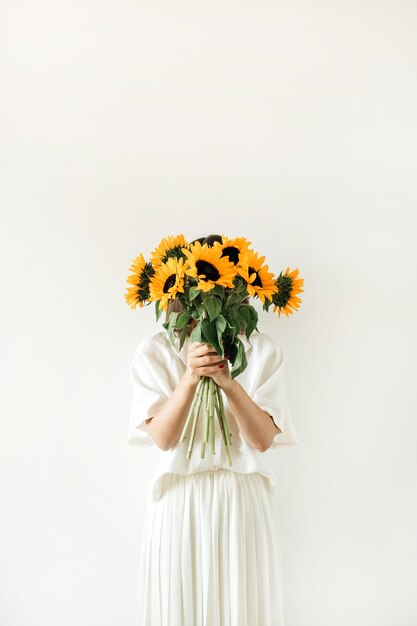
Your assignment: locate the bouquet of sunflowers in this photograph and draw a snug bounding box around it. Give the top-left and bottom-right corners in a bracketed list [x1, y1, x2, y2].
[125, 234, 304, 465]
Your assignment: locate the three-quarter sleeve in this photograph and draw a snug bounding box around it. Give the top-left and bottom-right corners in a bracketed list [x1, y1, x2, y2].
[127, 342, 171, 447]
[251, 338, 299, 448]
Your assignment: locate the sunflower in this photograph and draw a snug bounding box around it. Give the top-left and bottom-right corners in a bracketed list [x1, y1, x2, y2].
[212, 234, 252, 265]
[124, 253, 155, 309]
[271, 267, 304, 317]
[236, 248, 278, 303]
[150, 234, 188, 269]
[181, 240, 237, 293]
[148, 256, 188, 311]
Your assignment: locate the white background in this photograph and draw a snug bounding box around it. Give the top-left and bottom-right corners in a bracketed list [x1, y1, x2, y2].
[1, 1, 416, 625]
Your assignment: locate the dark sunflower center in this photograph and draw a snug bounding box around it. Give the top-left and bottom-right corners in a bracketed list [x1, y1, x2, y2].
[221, 246, 239, 265]
[195, 260, 220, 281]
[248, 266, 263, 287]
[163, 274, 177, 292]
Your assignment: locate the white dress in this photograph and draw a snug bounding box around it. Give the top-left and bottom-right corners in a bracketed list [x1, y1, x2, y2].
[128, 330, 298, 626]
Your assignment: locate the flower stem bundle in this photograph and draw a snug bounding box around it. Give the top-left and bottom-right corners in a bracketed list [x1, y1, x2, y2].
[178, 375, 233, 464]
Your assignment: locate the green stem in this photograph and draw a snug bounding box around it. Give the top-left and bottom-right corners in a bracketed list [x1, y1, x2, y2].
[216, 384, 232, 446]
[210, 378, 216, 455]
[215, 385, 233, 466]
[179, 377, 204, 443]
[207, 378, 212, 452]
[186, 380, 205, 458]
[200, 378, 210, 458]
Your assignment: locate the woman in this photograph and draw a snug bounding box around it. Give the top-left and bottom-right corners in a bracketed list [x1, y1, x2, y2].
[128, 235, 298, 626]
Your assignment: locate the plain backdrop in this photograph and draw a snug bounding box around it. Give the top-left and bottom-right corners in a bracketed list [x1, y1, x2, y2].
[1, 1, 417, 625]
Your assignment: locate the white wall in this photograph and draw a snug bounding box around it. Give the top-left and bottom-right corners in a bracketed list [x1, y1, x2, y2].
[1, 1, 416, 625]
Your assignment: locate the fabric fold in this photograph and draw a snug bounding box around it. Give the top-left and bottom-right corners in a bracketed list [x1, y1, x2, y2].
[135, 470, 285, 626]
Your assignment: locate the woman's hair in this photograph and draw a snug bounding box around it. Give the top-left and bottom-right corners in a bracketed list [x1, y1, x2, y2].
[165, 234, 249, 336]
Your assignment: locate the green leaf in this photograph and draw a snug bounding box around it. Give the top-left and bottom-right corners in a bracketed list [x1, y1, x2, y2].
[231, 338, 248, 378]
[191, 303, 204, 319]
[179, 323, 189, 350]
[189, 320, 203, 342]
[210, 285, 225, 299]
[215, 314, 226, 333]
[155, 300, 163, 321]
[167, 311, 180, 344]
[214, 315, 227, 357]
[176, 311, 190, 329]
[227, 309, 245, 332]
[225, 291, 241, 309]
[204, 295, 222, 321]
[240, 304, 258, 338]
[202, 318, 222, 356]
[215, 314, 226, 350]
[189, 286, 200, 301]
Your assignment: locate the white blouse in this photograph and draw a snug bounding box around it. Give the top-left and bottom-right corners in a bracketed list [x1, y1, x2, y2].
[127, 330, 298, 502]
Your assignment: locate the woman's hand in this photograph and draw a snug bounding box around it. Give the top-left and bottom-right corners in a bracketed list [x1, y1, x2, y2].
[187, 341, 232, 390]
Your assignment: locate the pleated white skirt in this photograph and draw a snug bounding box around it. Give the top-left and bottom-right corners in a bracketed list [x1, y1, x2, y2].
[135, 469, 285, 626]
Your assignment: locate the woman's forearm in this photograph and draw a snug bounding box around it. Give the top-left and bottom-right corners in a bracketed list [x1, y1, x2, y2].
[145, 369, 281, 452]
[222, 379, 281, 452]
[145, 369, 200, 450]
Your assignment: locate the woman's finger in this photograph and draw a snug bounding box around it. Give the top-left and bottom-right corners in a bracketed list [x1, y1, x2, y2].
[188, 342, 217, 357]
[194, 362, 227, 376]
